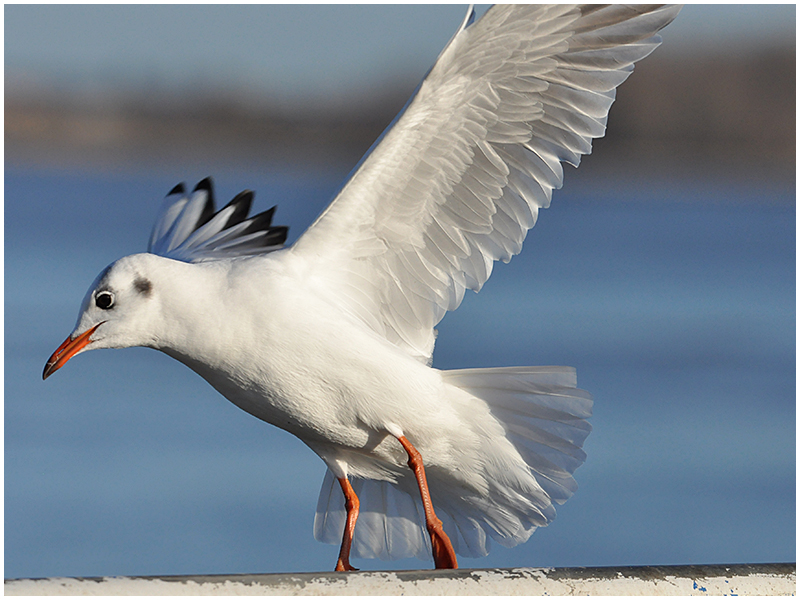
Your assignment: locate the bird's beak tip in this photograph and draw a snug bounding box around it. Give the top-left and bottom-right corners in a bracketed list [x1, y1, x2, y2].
[42, 361, 58, 380]
[43, 323, 101, 381]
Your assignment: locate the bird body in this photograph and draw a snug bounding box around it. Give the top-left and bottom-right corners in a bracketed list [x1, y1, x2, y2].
[85, 250, 587, 546]
[45, 4, 680, 569]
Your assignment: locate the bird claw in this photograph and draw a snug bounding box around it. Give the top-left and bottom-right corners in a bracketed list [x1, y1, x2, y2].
[430, 525, 458, 569]
[335, 558, 359, 572]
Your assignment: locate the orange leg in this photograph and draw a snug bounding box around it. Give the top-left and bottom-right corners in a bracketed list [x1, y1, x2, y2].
[397, 436, 458, 569]
[334, 477, 360, 572]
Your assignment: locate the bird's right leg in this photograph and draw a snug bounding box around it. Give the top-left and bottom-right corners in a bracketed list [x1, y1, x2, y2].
[335, 477, 360, 572]
[396, 435, 458, 569]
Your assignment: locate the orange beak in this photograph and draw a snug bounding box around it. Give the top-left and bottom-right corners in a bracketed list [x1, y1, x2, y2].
[42, 323, 103, 380]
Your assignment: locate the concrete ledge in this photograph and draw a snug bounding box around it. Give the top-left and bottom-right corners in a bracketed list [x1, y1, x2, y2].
[5, 563, 795, 596]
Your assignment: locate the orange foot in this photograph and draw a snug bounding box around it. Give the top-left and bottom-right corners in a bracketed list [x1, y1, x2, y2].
[335, 558, 359, 572]
[430, 523, 458, 569]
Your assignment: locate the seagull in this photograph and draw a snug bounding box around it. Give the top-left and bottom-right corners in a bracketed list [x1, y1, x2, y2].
[44, 5, 680, 571]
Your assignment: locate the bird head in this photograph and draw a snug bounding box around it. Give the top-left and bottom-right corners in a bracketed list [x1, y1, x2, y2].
[43, 253, 163, 380]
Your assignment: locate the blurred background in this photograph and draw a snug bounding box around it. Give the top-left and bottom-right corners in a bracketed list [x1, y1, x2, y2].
[5, 5, 795, 578]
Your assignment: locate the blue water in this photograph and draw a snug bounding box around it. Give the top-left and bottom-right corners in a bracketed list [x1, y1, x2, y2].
[5, 164, 795, 578]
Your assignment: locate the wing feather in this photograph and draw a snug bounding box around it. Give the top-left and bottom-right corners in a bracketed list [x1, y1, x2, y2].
[291, 4, 680, 362]
[147, 177, 289, 263]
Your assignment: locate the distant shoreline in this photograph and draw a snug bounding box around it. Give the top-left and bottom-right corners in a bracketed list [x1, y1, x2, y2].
[5, 51, 795, 184]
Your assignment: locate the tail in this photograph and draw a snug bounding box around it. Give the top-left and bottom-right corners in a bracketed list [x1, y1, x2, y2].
[314, 366, 592, 560]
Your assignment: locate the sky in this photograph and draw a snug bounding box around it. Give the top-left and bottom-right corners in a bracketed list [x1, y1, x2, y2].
[5, 4, 796, 113]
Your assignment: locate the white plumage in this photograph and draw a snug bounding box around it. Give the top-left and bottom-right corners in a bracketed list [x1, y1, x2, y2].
[44, 4, 680, 569]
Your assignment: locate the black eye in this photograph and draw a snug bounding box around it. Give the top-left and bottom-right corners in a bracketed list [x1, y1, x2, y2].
[95, 291, 115, 310]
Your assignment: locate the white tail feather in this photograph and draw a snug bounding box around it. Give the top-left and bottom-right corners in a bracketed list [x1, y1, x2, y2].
[313, 366, 592, 560]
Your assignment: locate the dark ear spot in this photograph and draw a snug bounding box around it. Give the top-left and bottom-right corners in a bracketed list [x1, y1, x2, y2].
[134, 277, 153, 297]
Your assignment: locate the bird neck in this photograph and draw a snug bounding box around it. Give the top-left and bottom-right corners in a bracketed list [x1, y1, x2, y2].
[148, 258, 234, 364]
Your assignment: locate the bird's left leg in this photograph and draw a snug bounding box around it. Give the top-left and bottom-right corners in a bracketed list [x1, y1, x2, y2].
[335, 477, 360, 572]
[396, 435, 458, 569]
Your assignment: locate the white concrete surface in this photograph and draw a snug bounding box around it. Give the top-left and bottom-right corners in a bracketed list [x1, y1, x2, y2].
[5, 563, 795, 596]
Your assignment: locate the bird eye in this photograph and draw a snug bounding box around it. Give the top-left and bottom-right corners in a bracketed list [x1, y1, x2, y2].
[95, 291, 115, 310]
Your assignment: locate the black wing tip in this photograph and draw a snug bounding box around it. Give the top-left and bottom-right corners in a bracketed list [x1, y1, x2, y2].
[167, 182, 186, 196]
[227, 190, 255, 212]
[189, 178, 216, 228]
[219, 190, 255, 230]
[241, 206, 288, 247]
[262, 225, 289, 247]
[161, 178, 289, 254]
[243, 207, 278, 235]
[193, 177, 214, 194]
[230, 189, 255, 204]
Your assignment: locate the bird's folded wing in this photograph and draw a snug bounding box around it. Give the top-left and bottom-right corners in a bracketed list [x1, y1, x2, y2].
[292, 4, 681, 363]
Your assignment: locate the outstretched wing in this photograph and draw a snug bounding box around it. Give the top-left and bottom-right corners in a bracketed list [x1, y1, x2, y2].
[148, 177, 288, 262]
[291, 4, 680, 362]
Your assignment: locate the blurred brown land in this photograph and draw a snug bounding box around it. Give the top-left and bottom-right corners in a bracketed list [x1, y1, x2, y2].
[5, 49, 795, 185]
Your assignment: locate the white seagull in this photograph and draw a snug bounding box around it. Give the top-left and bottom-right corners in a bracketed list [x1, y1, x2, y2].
[44, 5, 680, 571]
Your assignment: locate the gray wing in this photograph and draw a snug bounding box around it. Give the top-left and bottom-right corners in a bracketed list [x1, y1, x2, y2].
[148, 177, 288, 262]
[291, 5, 681, 362]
